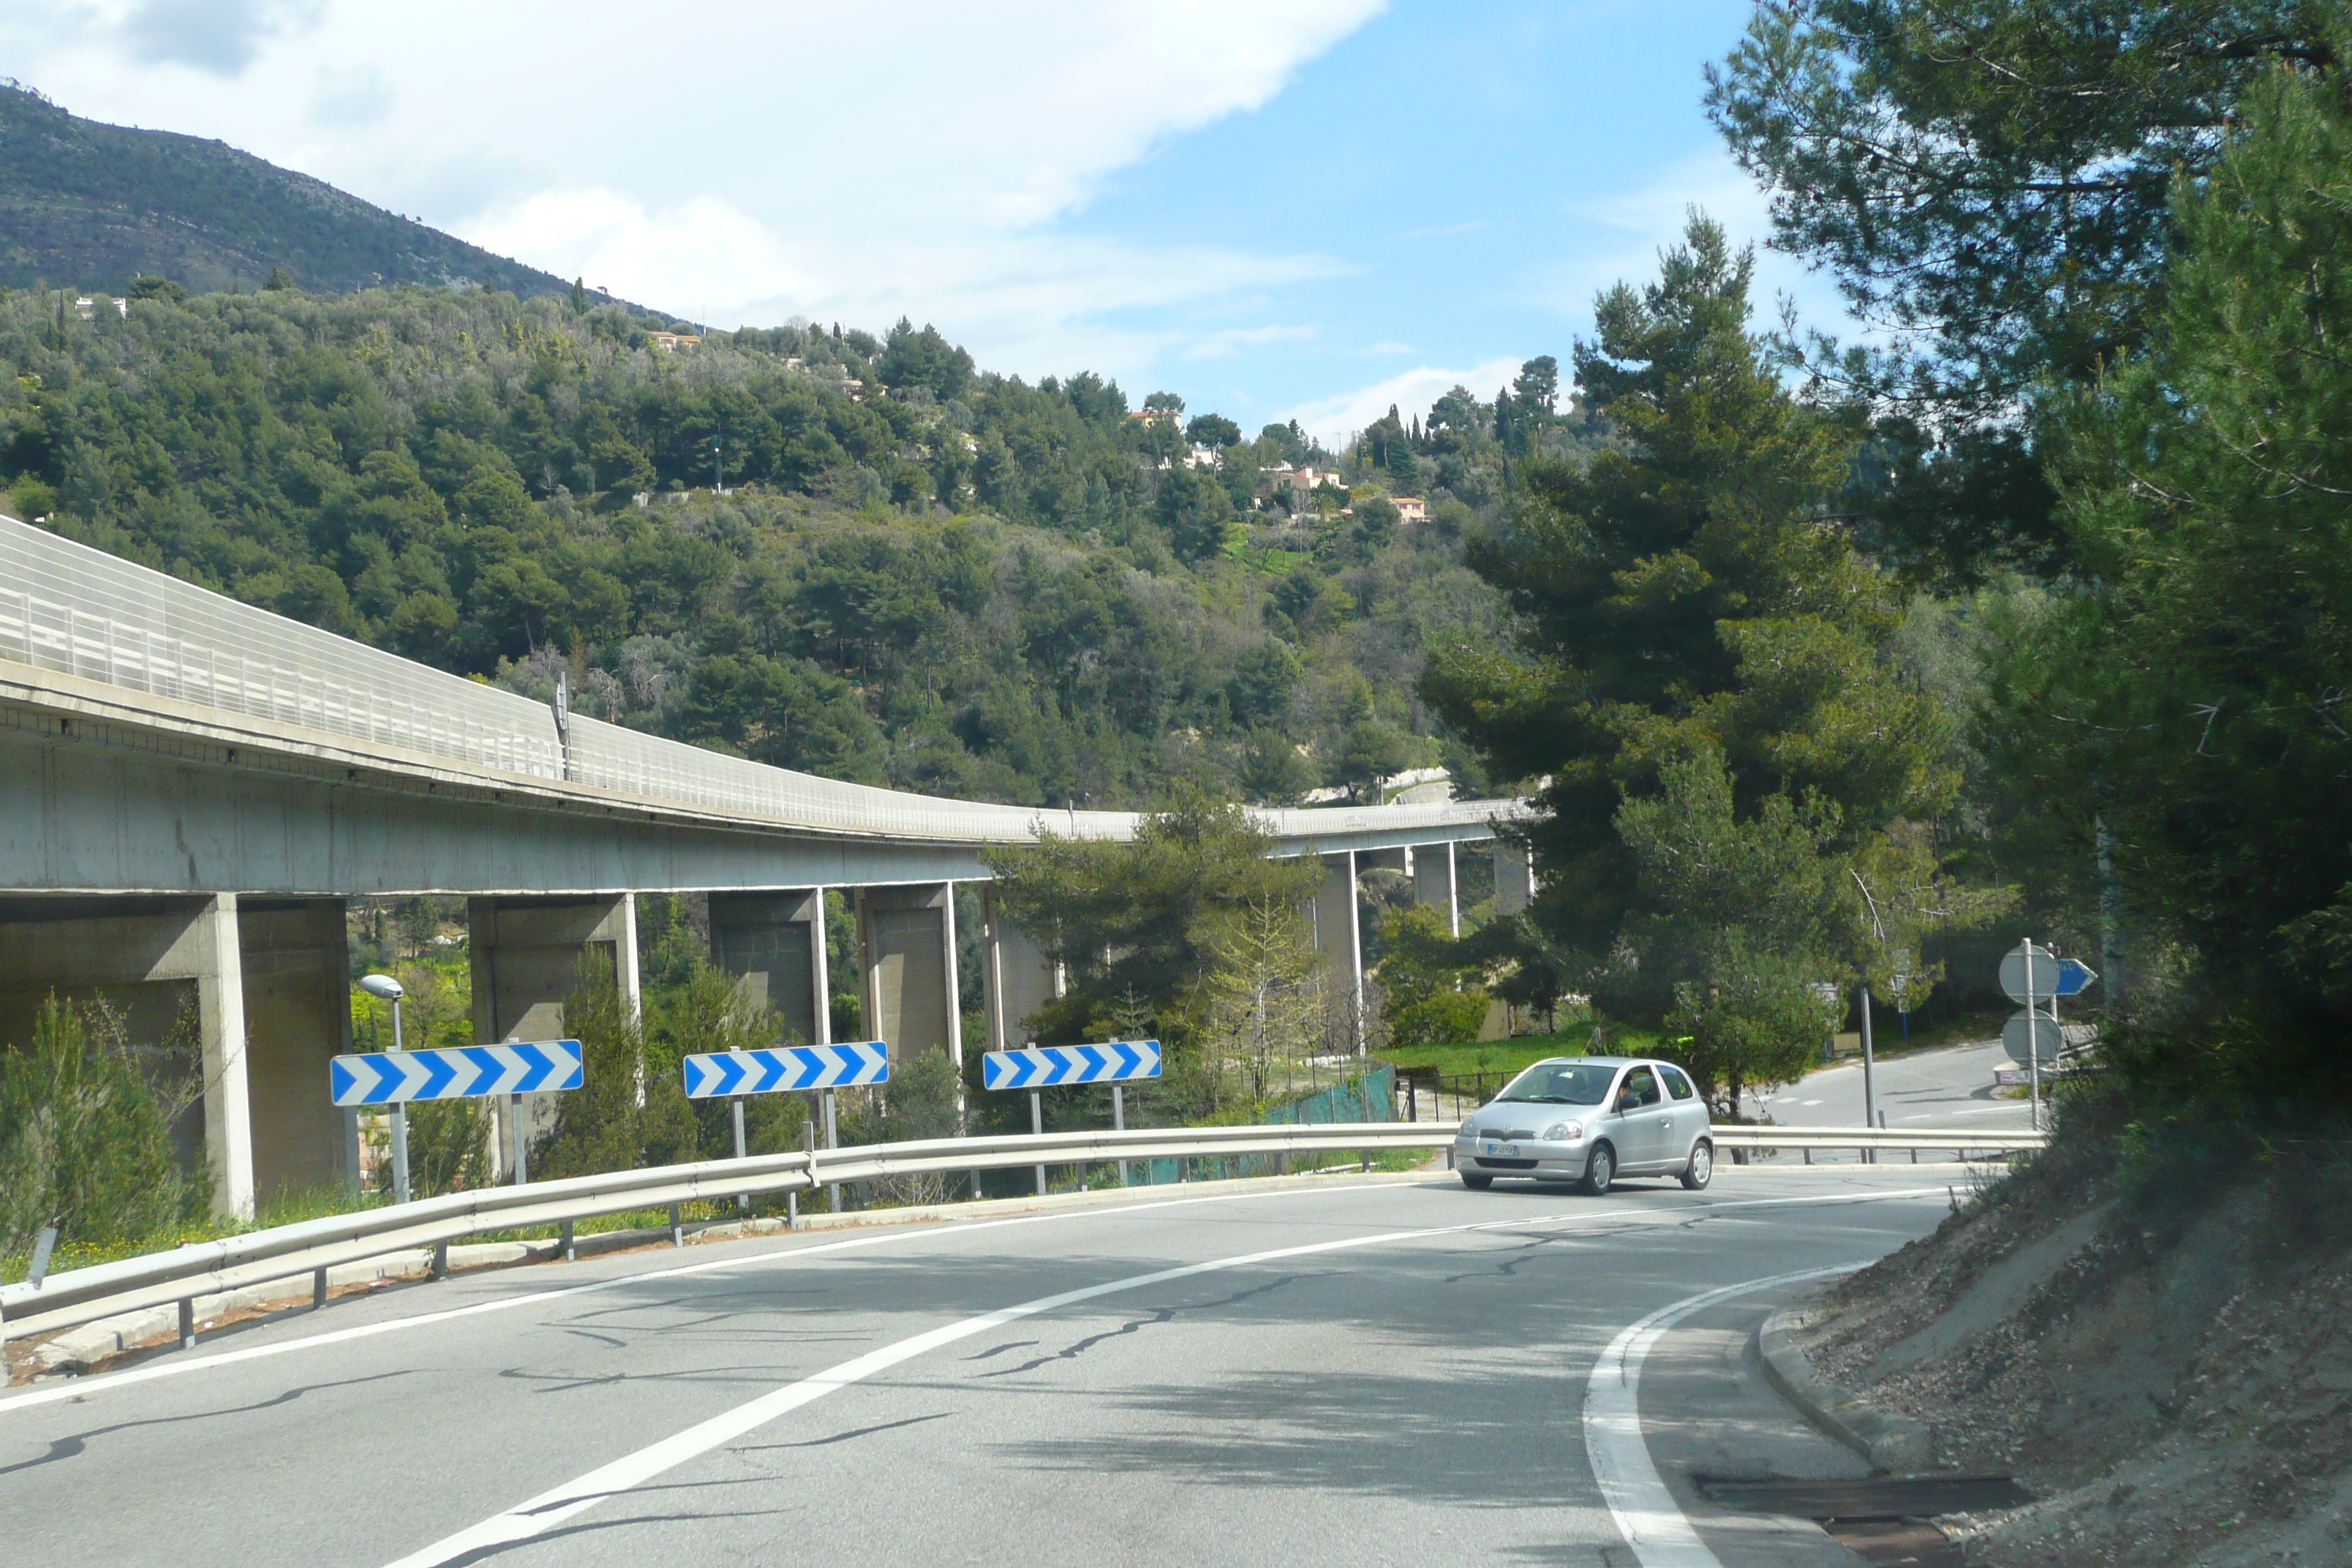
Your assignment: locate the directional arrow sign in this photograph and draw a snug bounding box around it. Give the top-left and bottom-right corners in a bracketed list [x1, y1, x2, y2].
[680, 1041, 889, 1100]
[330, 1041, 583, 1107]
[2054, 957, 2098, 997]
[981, 1039, 1161, 1092]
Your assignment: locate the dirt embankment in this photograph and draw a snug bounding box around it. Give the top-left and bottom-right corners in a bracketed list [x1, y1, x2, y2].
[1794, 1120, 2352, 1565]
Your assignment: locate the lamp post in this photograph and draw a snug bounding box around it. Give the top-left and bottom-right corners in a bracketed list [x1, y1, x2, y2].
[358, 974, 410, 1203]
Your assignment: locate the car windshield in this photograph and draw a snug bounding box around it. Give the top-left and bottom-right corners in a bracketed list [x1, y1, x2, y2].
[1496, 1061, 1616, 1106]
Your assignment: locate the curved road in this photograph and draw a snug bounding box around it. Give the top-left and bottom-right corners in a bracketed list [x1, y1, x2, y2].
[2, 1167, 1955, 1567]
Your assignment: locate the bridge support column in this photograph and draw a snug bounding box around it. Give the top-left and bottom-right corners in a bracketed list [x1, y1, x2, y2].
[1414, 843, 1460, 937]
[1490, 841, 1539, 1036]
[709, 890, 826, 1047]
[855, 884, 960, 1066]
[980, 888, 1061, 1052]
[233, 897, 356, 1204]
[469, 894, 641, 1177]
[0, 892, 353, 1219]
[1308, 853, 1365, 1055]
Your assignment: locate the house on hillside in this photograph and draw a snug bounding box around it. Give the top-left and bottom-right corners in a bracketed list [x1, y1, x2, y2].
[1131, 407, 1182, 428]
[1392, 496, 1428, 524]
[1262, 464, 1347, 498]
[650, 331, 703, 352]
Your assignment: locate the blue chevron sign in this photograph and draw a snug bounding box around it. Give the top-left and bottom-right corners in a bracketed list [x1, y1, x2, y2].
[680, 1041, 889, 1099]
[982, 1039, 1161, 1091]
[330, 1041, 583, 1107]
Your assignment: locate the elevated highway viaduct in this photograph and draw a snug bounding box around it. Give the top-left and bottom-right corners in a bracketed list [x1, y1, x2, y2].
[0, 515, 1532, 1216]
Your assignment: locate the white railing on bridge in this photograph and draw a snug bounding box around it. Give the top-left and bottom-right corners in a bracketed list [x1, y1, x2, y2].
[1, 515, 1518, 847]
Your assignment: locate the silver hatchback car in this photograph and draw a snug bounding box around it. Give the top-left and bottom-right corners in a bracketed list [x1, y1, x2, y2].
[1454, 1056, 1714, 1194]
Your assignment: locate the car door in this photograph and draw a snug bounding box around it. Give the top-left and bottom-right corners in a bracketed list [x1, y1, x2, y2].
[1651, 1063, 1703, 1168]
[1611, 1066, 1672, 1171]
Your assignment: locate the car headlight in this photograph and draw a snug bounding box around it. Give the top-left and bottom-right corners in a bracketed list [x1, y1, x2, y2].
[1456, 1122, 1477, 1140]
[1542, 1120, 1583, 1142]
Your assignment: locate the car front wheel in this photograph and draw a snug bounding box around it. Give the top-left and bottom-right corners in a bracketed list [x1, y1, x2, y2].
[1581, 1142, 1615, 1196]
[1460, 1171, 1494, 1191]
[1680, 1139, 1714, 1191]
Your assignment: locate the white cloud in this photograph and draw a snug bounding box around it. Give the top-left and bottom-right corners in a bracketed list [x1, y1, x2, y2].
[1180, 323, 1317, 361]
[0, 1, 1386, 388]
[1277, 355, 1526, 449]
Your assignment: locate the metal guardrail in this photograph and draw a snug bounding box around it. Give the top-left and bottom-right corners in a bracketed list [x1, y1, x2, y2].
[1714, 1128, 2044, 1150]
[0, 513, 1522, 850]
[0, 1122, 2042, 1349]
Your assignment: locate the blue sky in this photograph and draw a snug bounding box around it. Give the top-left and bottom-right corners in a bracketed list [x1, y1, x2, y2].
[1071, 0, 1844, 437]
[1, 1, 1847, 444]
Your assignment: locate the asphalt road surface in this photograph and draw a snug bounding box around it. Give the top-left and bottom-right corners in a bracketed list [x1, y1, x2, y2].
[2, 1166, 1956, 1567]
[1763, 1038, 2032, 1137]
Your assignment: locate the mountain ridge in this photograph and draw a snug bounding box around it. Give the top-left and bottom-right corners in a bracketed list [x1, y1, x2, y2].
[0, 80, 584, 304]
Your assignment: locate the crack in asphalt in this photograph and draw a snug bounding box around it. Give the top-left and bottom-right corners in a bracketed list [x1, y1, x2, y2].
[977, 1275, 1303, 1380]
[1441, 1230, 1581, 1285]
[0, 1371, 412, 1476]
[962, 1339, 1040, 1362]
[735, 1411, 952, 1451]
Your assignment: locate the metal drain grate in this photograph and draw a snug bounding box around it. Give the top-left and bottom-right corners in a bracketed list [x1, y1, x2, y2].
[1695, 1475, 2035, 1567]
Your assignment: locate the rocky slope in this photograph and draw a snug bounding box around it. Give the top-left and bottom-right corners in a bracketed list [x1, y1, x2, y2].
[1792, 1107, 2352, 1565]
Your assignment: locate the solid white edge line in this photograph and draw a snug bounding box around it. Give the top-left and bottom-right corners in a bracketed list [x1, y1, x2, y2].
[380, 1191, 1940, 1568]
[1583, 1260, 1869, 1568]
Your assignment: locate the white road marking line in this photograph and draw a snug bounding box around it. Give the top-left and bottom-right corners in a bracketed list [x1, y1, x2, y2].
[0, 1183, 1385, 1416]
[1583, 1260, 1868, 1567]
[380, 1189, 1945, 1568]
[0, 1175, 1934, 1417]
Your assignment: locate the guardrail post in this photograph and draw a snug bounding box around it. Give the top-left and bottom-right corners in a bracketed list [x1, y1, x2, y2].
[179, 1297, 195, 1351]
[431, 1241, 447, 1281]
[560, 1220, 576, 1262]
[313, 1267, 328, 1310]
[669, 1204, 684, 1248]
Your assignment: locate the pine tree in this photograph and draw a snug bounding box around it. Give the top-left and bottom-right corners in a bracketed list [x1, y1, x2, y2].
[1423, 215, 1970, 1021]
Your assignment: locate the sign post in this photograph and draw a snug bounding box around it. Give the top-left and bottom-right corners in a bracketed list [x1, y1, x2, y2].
[1998, 942, 2095, 1131]
[983, 1039, 1163, 1194]
[680, 1041, 889, 1213]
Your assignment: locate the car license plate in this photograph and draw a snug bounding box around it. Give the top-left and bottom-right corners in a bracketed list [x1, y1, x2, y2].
[1484, 1142, 1518, 1158]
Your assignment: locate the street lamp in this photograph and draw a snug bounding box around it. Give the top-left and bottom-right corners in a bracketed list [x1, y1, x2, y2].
[358, 974, 411, 1203]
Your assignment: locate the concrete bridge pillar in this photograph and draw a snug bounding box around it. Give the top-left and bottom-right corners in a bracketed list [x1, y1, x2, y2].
[854, 883, 961, 1067]
[708, 889, 829, 1047]
[0, 892, 352, 1220]
[233, 897, 357, 1203]
[1308, 852, 1365, 1054]
[1495, 839, 1537, 915]
[1414, 843, 1460, 936]
[468, 893, 640, 1174]
[1490, 840, 1540, 1037]
[980, 887, 1061, 1051]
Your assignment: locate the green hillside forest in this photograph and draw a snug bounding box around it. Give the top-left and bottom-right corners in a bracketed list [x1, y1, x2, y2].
[0, 81, 573, 301]
[0, 279, 1588, 808]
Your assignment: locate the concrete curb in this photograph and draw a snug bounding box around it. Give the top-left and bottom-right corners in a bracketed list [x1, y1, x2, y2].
[1754, 1287, 1935, 1472]
[10, 1164, 1437, 1382]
